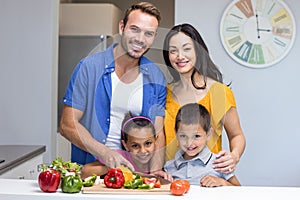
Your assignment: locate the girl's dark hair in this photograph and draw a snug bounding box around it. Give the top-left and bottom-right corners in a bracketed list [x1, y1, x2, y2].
[122, 2, 161, 27]
[163, 23, 223, 86]
[175, 103, 211, 133]
[121, 112, 155, 143]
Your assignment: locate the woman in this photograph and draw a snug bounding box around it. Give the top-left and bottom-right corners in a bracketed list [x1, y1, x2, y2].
[163, 23, 246, 173]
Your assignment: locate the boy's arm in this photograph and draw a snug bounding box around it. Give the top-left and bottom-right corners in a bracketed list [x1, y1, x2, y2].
[227, 176, 241, 186]
[200, 175, 241, 187]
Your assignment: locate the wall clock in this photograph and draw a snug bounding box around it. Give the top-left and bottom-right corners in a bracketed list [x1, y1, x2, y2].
[220, 0, 296, 68]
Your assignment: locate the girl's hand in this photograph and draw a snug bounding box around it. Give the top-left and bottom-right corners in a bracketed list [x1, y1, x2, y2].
[213, 150, 238, 174]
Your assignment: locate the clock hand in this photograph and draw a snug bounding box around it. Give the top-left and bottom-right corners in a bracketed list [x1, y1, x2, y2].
[255, 12, 261, 39]
[257, 28, 272, 32]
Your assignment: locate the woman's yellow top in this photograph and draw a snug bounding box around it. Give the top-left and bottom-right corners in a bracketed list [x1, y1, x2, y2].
[164, 81, 236, 161]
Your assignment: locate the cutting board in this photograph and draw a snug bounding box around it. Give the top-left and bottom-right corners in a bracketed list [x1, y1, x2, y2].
[82, 180, 171, 195]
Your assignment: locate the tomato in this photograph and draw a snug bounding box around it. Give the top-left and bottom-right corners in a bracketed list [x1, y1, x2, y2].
[143, 177, 161, 188]
[143, 177, 157, 184]
[177, 180, 190, 193]
[170, 180, 186, 196]
[154, 179, 161, 188]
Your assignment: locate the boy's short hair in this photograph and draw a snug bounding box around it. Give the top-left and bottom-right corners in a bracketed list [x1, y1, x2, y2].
[175, 103, 211, 133]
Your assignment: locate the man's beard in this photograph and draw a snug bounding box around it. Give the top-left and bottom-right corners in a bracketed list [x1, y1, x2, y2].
[120, 36, 149, 59]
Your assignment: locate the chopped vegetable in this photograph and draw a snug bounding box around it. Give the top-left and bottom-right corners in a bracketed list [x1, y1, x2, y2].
[124, 178, 143, 189]
[117, 166, 133, 182]
[138, 183, 150, 189]
[143, 177, 161, 188]
[123, 173, 160, 189]
[82, 174, 97, 187]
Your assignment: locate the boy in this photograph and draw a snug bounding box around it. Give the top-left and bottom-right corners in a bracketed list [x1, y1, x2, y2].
[164, 103, 240, 187]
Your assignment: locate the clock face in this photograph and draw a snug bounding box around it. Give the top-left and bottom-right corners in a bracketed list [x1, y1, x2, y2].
[220, 0, 296, 68]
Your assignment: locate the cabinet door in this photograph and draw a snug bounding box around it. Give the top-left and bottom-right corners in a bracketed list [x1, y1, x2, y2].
[0, 154, 43, 180]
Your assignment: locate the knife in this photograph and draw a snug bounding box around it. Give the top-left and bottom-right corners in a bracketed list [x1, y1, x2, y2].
[133, 172, 171, 185]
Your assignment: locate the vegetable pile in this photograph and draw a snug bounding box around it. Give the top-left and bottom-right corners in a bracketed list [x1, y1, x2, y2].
[38, 159, 191, 195]
[123, 174, 161, 189]
[38, 157, 97, 193]
[104, 166, 161, 190]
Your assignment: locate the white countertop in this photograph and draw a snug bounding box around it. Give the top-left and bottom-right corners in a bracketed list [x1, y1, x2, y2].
[0, 178, 300, 200]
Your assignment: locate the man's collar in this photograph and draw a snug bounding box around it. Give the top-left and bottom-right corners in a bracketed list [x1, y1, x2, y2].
[104, 43, 151, 75]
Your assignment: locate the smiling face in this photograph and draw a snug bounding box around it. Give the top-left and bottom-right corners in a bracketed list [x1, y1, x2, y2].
[122, 127, 156, 165]
[168, 32, 197, 76]
[176, 123, 207, 160]
[119, 9, 158, 59]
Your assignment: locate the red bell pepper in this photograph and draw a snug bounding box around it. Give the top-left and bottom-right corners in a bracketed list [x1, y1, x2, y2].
[38, 169, 61, 192]
[104, 168, 125, 189]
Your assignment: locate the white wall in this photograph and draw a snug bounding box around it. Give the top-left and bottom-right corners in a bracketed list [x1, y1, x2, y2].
[1, 0, 299, 187]
[0, 0, 59, 163]
[175, 0, 300, 187]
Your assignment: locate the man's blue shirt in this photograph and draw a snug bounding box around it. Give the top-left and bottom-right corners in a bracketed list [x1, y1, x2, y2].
[62, 43, 166, 164]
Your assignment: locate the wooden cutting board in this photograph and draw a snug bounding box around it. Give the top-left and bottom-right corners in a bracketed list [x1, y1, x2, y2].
[82, 181, 171, 195]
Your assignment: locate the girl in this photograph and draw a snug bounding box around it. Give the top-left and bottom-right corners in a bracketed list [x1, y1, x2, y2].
[81, 112, 171, 180]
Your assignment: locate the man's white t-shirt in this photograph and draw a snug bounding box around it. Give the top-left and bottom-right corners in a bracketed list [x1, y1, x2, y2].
[105, 71, 143, 149]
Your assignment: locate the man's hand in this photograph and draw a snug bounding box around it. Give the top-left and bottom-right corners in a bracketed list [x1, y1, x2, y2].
[102, 149, 135, 171]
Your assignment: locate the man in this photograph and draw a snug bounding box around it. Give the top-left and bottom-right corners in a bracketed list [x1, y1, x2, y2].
[60, 2, 166, 172]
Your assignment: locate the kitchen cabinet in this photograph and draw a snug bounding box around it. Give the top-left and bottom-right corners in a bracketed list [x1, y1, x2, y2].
[0, 145, 46, 180]
[59, 3, 122, 36]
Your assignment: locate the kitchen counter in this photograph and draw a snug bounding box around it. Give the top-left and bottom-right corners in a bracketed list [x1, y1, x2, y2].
[0, 178, 300, 200]
[0, 145, 46, 175]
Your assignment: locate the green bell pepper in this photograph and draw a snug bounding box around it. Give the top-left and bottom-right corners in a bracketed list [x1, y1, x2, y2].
[138, 183, 150, 189]
[131, 179, 143, 189]
[123, 178, 143, 189]
[61, 175, 83, 193]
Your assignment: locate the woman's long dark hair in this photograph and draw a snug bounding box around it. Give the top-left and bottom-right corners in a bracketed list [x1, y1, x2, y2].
[163, 23, 223, 87]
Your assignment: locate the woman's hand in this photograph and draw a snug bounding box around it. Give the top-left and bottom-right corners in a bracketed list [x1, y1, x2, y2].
[213, 150, 238, 174]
